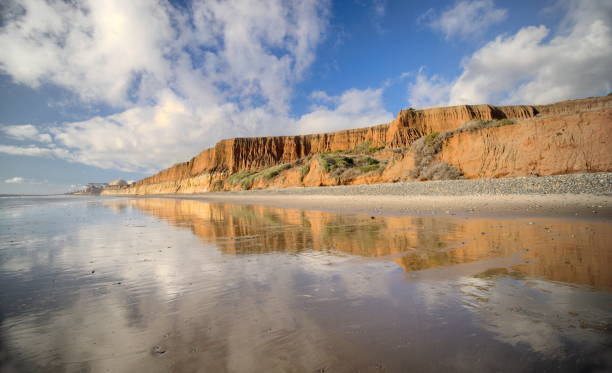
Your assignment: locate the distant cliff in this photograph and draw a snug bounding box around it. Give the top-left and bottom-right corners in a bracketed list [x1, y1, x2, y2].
[102, 95, 612, 195]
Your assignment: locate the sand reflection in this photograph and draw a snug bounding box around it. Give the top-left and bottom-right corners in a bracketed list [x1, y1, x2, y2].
[2, 196, 611, 372]
[111, 198, 612, 289]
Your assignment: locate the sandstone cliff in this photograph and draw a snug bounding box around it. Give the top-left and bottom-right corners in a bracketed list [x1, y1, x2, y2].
[438, 109, 612, 178]
[103, 95, 612, 195]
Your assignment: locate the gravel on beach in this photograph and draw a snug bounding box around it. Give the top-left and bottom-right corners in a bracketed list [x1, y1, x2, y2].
[203, 172, 612, 197]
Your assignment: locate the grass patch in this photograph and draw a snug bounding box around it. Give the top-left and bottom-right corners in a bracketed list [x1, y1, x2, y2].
[259, 163, 291, 179]
[318, 153, 384, 181]
[227, 152, 386, 189]
[227, 171, 258, 189]
[423, 132, 439, 145]
[318, 154, 354, 172]
[354, 157, 380, 167]
[227, 171, 255, 185]
[462, 118, 516, 131]
[357, 164, 380, 173]
[354, 141, 384, 154]
[210, 180, 224, 191]
[355, 157, 380, 173]
[226, 163, 291, 189]
[299, 163, 310, 179]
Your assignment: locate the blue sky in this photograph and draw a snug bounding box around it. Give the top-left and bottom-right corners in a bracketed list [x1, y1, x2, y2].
[0, 0, 610, 194]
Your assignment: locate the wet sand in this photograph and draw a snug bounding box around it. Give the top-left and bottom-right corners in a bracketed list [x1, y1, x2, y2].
[1, 196, 611, 372]
[181, 193, 612, 219]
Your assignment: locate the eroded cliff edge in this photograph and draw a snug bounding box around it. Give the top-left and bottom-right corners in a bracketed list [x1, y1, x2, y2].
[103, 95, 612, 195]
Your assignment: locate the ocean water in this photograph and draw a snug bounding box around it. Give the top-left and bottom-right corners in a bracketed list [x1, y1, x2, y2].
[1, 195, 611, 372]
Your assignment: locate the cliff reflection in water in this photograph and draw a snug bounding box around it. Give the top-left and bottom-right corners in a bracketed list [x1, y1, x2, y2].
[3, 196, 611, 372]
[109, 198, 612, 290]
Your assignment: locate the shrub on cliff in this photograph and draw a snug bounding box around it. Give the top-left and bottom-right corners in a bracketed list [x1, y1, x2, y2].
[462, 118, 516, 131]
[227, 171, 258, 189]
[299, 164, 310, 179]
[419, 162, 463, 181]
[354, 141, 384, 154]
[409, 132, 462, 181]
[409, 117, 519, 180]
[318, 154, 354, 172]
[227, 163, 292, 189]
[317, 153, 385, 183]
[260, 163, 291, 179]
[423, 132, 440, 145]
[356, 157, 380, 173]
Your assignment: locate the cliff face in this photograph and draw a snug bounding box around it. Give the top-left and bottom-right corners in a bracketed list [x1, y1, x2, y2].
[438, 109, 612, 178]
[134, 124, 389, 186]
[103, 95, 612, 195]
[385, 104, 539, 147]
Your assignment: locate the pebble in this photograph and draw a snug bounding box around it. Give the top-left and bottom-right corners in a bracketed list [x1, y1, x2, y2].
[215, 172, 612, 197]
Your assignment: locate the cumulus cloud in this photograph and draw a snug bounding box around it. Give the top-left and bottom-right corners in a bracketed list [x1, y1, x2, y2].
[309, 90, 339, 105]
[4, 176, 43, 184]
[49, 92, 290, 172]
[409, 0, 612, 107]
[0, 144, 73, 159]
[297, 88, 392, 134]
[0, 0, 329, 109]
[4, 177, 25, 184]
[421, 0, 507, 40]
[407, 68, 452, 109]
[2, 124, 52, 143]
[0, 0, 369, 173]
[0, 0, 175, 106]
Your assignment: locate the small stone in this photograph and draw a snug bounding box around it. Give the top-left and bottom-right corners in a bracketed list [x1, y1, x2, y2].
[153, 345, 166, 355]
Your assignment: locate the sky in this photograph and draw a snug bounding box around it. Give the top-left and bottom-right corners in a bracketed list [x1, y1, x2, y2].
[0, 0, 610, 194]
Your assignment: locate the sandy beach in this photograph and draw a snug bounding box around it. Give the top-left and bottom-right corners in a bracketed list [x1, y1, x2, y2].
[151, 172, 612, 219]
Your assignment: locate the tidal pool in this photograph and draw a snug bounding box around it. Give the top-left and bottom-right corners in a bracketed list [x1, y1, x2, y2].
[1, 196, 611, 372]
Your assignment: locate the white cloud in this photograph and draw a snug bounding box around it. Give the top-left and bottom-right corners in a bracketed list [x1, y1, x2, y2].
[2, 124, 52, 143]
[372, 0, 385, 17]
[0, 0, 354, 173]
[407, 68, 452, 109]
[0, 0, 175, 106]
[371, 0, 386, 33]
[309, 90, 339, 106]
[0, 0, 330, 111]
[0, 144, 73, 160]
[297, 88, 392, 134]
[409, 0, 612, 107]
[422, 0, 507, 40]
[3, 176, 44, 184]
[5, 177, 25, 184]
[49, 93, 283, 172]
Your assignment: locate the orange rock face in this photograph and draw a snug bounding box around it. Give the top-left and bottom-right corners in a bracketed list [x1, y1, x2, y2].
[438, 109, 612, 178]
[385, 104, 539, 147]
[102, 95, 612, 195]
